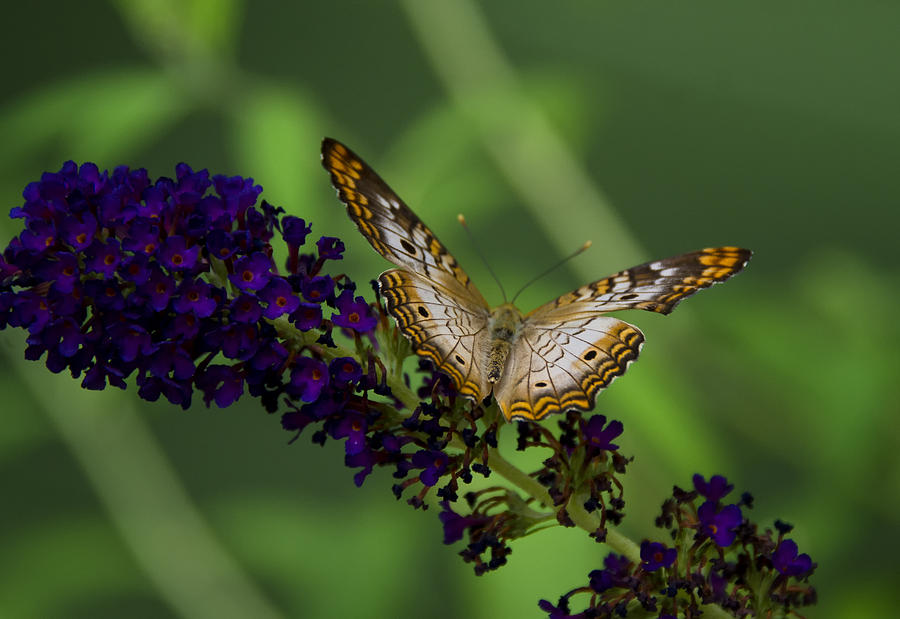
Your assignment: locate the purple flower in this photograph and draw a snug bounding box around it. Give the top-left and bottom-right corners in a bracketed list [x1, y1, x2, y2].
[537, 598, 585, 619]
[331, 412, 368, 455]
[229, 294, 263, 323]
[173, 278, 218, 318]
[697, 500, 743, 547]
[37, 252, 80, 293]
[438, 501, 492, 544]
[301, 275, 334, 303]
[316, 236, 344, 260]
[772, 539, 814, 576]
[230, 252, 273, 291]
[121, 219, 160, 255]
[158, 235, 200, 271]
[282, 216, 312, 246]
[693, 474, 734, 502]
[59, 213, 97, 250]
[408, 449, 450, 486]
[291, 303, 323, 331]
[118, 252, 151, 285]
[84, 239, 122, 276]
[1, 159, 371, 428]
[259, 277, 299, 319]
[589, 553, 632, 593]
[196, 364, 244, 408]
[139, 266, 176, 311]
[330, 356, 362, 387]
[582, 414, 623, 452]
[332, 289, 377, 333]
[19, 220, 57, 252]
[640, 540, 677, 572]
[289, 357, 329, 402]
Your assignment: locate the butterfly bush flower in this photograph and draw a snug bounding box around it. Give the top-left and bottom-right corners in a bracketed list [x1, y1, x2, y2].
[1, 154, 817, 618]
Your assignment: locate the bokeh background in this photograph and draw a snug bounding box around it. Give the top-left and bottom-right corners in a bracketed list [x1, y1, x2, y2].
[1, 1, 898, 617]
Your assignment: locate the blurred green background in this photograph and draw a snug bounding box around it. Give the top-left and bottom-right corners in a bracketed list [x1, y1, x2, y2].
[1, 1, 898, 617]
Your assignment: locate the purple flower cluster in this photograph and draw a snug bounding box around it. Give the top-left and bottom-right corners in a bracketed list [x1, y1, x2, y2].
[517, 411, 628, 534]
[0, 161, 376, 412]
[541, 474, 817, 617]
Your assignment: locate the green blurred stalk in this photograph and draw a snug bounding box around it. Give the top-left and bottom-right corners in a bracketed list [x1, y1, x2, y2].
[8, 340, 285, 619]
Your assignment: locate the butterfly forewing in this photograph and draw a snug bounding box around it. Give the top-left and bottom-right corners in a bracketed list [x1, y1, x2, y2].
[541, 247, 752, 315]
[322, 138, 488, 306]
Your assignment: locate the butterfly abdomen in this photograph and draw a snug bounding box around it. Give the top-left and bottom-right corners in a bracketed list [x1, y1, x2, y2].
[486, 304, 524, 384]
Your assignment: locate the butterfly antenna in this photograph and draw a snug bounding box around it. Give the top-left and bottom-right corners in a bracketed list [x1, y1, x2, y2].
[458, 214, 508, 303]
[510, 240, 592, 305]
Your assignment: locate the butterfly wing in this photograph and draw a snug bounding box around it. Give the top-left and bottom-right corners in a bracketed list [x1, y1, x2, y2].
[493, 247, 751, 421]
[380, 269, 492, 400]
[322, 138, 493, 400]
[494, 315, 644, 421]
[545, 247, 752, 315]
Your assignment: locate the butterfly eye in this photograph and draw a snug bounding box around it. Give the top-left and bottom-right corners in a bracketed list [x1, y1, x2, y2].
[400, 239, 417, 254]
[584, 350, 598, 361]
[417, 306, 429, 317]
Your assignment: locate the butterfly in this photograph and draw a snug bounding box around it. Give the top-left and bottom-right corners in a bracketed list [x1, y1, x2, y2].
[321, 138, 751, 422]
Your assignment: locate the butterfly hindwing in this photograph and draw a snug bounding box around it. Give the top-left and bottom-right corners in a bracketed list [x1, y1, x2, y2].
[494, 316, 644, 421]
[379, 268, 491, 401]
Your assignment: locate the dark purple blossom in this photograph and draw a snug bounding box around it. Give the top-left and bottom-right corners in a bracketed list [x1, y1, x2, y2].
[173, 278, 218, 318]
[38, 252, 80, 293]
[230, 252, 273, 291]
[259, 277, 299, 318]
[291, 303, 323, 331]
[158, 235, 200, 271]
[439, 501, 492, 544]
[196, 364, 244, 408]
[330, 356, 362, 387]
[59, 213, 97, 250]
[697, 500, 742, 547]
[640, 540, 677, 572]
[282, 216, 312, 246]
[693, 474, 734, 502]
[288, 357, 329, 402]
[581, 414, 623, 452]
[140, 266, 176, 311]
[331, 412, 368, 455]
[589, 553, 633, 592]
[332, 289, 377, 333]
[772, 539, 814, 576]
[229, 294, 263, 323]
[84, 239, 122, 276]
[301, 275, 334, 303]
[316, 236, 344, 260]
[537, 598, 584, 619]
[407, 449, 450, 487]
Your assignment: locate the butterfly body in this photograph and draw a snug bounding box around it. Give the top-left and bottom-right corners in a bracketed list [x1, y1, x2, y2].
[486, 303, 524, 384]
[322, 138, 751, 422]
